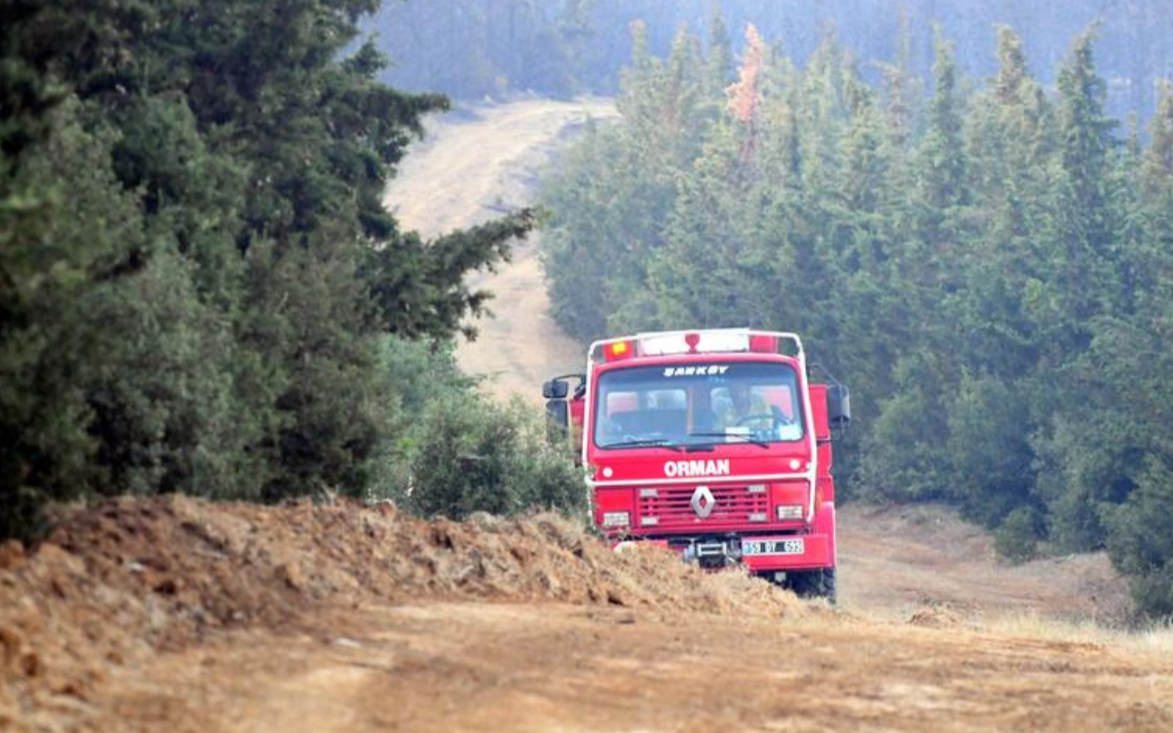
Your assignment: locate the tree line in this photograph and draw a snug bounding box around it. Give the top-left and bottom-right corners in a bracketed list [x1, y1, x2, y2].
[0, 0, 579, 540]
[539, 18, 1173, 617]
[367, 0, 1173, 121]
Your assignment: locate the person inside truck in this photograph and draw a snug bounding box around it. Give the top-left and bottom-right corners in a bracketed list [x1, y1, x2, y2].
[717, 382, 800, 440]
[721, 382, 773, 429]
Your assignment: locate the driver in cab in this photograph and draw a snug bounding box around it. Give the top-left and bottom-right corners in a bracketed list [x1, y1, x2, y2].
[718, 382, 801, 440]
[720, 382, 773, 430]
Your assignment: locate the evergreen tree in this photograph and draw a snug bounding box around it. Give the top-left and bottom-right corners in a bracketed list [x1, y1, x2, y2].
[0, 101, 141, 537]
[1047, 27, 1123, 338]
[918, 31, 968, 216]
[1029, 28, 1130, 551]
[1, 0, 537, 537]
[704, 1, 733, 100]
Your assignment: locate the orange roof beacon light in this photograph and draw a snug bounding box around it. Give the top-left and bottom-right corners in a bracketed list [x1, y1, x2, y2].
[603, 339, 635, 361]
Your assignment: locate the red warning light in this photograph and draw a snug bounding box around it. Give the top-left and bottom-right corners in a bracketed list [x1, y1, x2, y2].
[749, 334, 778, 353]
[684, 333, 701, 353]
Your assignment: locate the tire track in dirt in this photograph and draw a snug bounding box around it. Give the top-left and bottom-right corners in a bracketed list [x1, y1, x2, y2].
[102, 602, 1173, 733]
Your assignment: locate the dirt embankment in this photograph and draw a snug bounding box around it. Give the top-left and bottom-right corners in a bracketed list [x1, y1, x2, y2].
[0, 497, 806, 732]
[3, 498, 1171, 733]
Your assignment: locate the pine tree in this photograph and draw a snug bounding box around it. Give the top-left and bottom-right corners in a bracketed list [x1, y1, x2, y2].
[704, 1, 733, 100]
[1, 0, 539, 536]
[725, 23, 764, 167]
[1052, 27, 1123, 327]
[0, 99, 148, 537]
[875, 5, 920, 159]
[919, 31, 967, 213]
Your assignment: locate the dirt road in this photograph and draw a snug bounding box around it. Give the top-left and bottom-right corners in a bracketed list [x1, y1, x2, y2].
[383, 97, 616, 404]
[104, 602, 1173, 733]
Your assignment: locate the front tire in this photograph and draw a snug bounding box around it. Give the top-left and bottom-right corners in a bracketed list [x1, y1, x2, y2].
[788, 568, 837, 605]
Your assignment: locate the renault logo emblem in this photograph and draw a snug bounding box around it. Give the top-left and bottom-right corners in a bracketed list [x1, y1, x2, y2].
[690, 486, 715, 518]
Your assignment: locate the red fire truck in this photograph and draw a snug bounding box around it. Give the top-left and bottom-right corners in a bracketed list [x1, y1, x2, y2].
[543, 328, 850, 601]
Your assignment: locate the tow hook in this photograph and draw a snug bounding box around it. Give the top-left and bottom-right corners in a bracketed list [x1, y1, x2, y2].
[682, 539, 742, 568]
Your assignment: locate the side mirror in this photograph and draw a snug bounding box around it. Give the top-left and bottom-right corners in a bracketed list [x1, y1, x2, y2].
[827, 384, 851, 430]
[542, 379, 569, 399]
[545, 399, 569, 444]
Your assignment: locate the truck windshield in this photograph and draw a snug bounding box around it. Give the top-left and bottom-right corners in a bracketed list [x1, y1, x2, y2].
[592, 362, 804, 450]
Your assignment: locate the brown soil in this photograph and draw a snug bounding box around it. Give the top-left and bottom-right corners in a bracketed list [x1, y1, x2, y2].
[2, 498, 1169, 733]
[6, 99, 1166, 732]
[1, 497, 807, 732]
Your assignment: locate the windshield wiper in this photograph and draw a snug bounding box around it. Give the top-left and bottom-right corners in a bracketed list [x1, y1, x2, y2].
[687, 432, 771, 450]
[601, 438, 683, 451]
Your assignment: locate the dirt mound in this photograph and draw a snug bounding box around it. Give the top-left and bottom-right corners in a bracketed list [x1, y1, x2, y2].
[906, 605, 966, 629]
[0, 497, 808, 727]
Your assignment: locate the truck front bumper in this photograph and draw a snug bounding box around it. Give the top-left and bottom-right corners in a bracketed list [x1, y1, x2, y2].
[614, 531, 834, 572]
[737, 532, 834, 572]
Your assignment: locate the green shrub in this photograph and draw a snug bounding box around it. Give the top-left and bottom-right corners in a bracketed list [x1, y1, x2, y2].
[390, 393, 584, 519]
[994, 506, 1042, 564]
[1103, 458, 1173, 618]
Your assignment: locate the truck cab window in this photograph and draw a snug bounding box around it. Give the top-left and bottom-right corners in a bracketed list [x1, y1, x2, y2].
[594, 362, 803, 448]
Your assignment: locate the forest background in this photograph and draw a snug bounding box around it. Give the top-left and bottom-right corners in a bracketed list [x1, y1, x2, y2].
[526, 5, 1173, 618]
[5, 0, 1173, 618]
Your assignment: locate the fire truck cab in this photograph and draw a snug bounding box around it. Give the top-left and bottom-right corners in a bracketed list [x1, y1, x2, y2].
[543, 328, 850, 601]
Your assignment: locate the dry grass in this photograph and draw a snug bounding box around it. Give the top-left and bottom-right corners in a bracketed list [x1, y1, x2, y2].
[948, 607, 1173, 659]
[1125, 621, 1173, 654]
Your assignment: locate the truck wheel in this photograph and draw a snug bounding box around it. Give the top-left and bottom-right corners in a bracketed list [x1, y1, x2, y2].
[789, 568, 837, 605]
[820, 567, 838, 605]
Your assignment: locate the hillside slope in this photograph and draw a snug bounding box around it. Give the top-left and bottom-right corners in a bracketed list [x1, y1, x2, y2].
[384, 98, 616, 404]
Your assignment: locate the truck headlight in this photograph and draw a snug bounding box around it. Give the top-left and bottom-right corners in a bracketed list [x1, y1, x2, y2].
[602, 511, 630, 528]
[776, 504, 804, 520]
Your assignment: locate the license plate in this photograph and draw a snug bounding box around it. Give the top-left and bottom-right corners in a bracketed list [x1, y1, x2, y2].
[741, 539, 805, 556]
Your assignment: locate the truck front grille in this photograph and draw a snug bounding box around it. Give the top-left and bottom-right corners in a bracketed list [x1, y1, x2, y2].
[638, 485, 769, 529]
